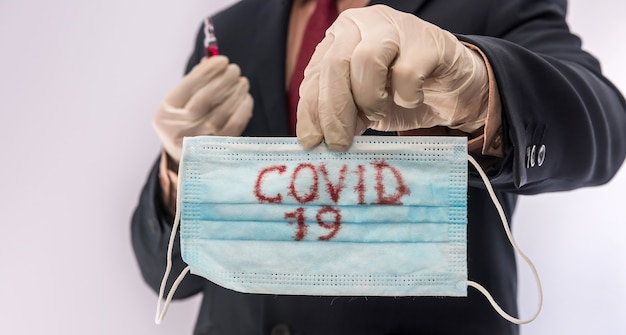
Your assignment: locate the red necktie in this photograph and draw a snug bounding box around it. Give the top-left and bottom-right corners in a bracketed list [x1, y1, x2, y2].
[287, 0, 338, 135]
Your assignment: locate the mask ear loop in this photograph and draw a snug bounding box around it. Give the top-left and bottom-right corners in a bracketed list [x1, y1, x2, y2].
[466, 155, 543, 324]
[154, 158, 191, 325]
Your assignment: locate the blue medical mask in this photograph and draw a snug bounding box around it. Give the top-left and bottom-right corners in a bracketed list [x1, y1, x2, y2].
[155, 136, 542, 325]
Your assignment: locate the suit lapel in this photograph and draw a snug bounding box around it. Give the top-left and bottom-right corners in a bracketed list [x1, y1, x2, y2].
[254, 0, 291, 136]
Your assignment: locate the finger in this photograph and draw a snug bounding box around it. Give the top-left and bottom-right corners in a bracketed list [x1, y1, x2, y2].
[350, 23, 399, 122]
[204, 77, 250, 131]
[370, 101, 433, 132]
[317, 15, 362, 151]
[296, 34, 335, 150]
[216, 93, 254, 136]
[390, 23, 441, 109]
[184, 64, 241, 119]
[166, 56, 229, 108]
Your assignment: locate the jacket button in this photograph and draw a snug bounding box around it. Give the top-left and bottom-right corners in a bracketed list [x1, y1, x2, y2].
[537, 144, 546, 166]
[525, 144, 545, 168]
[270, 324, 291, 335]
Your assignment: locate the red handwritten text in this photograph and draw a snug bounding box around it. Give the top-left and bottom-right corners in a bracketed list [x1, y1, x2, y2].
[254, 165, 286, 203]
[372, 160, 411, 205]
[254, 160, 410, 241]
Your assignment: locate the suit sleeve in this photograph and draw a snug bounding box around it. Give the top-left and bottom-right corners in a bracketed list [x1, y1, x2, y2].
[131, 159, 206, 298]
[458, 0, 626, 193]
[130, 25, 208, 299]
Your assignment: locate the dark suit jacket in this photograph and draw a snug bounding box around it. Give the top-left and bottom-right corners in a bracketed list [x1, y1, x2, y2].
[132, 0, 626, 334]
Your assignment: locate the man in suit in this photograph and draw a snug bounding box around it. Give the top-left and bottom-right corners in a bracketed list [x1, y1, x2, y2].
[132, 0, 626, 334]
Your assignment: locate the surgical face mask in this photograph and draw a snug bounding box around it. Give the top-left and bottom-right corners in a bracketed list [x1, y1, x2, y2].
[155, 136, 542, 325]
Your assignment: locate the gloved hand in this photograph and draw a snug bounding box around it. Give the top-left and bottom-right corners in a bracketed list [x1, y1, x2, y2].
[297, 5, 489, 151]
[153, 55, 253, 162]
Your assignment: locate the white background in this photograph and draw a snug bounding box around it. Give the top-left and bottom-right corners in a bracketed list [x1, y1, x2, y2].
[0, 0, 624, 334]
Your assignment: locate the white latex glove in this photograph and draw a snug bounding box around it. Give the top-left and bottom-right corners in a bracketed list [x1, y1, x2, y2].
[297, 5, 489, 151]
[153, 55, 253, 162]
